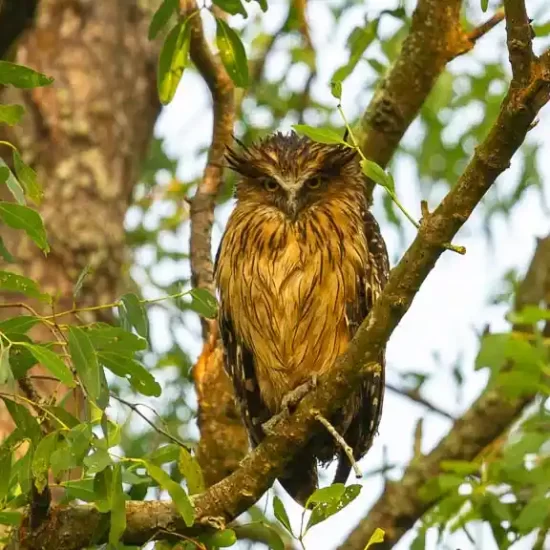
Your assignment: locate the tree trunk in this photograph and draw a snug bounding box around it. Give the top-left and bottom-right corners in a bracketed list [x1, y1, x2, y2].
[0, 0, 160, 437]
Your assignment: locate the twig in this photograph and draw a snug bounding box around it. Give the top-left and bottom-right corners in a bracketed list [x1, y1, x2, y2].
[109, 393, 190, 450]
[314, 411, 362, 479]
[467, 10, 505, 43]
[412, 418, 423, 460]
[386, 383, 455, 421]
[504, 0, 534, 87]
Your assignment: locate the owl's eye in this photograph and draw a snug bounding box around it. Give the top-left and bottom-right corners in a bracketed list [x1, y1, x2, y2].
[263, 178, 278, 192]
[305, 177, 323, 189]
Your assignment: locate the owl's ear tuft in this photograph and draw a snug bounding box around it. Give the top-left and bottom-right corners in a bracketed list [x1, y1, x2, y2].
[320, 145, 359, 175]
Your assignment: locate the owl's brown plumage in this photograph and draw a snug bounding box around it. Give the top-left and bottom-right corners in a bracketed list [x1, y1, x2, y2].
[214, 132, 389, 504]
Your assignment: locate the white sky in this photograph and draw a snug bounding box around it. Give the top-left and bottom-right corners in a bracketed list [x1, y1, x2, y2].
[144, 0, 550, 548]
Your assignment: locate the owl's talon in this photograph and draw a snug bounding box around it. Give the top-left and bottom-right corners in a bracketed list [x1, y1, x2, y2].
[262, 375, 318, 436]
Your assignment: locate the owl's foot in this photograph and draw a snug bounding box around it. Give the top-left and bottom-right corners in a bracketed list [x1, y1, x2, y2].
[262, 375, 318, 436]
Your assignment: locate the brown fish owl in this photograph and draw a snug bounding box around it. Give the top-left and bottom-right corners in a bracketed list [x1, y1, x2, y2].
[214, 132, 389, 504]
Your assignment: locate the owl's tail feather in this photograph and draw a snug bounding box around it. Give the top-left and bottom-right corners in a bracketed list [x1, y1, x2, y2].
[332, 450, 352, 485]
[278, 449, 318, 506]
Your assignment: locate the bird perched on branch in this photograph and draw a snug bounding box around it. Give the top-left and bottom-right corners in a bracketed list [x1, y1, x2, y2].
[214, 132, 389, 504]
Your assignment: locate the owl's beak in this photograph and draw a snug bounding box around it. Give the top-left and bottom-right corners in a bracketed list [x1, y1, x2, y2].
[286, 192, 298, 220]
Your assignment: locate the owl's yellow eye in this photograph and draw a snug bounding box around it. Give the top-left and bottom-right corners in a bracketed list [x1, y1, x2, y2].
[263, 178, 278, 192]
[306, 177, 323, 189]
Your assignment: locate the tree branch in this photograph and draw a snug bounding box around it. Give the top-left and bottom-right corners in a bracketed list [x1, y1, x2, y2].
[179, 0, 249, 486]
[359, 0, 504, 198]
[386, 383, 455, 421]
[338, 235, 550, 550]
[182, 0, 235, 302]
[16, 27, 550, 550]
[504, 0, 534, 87]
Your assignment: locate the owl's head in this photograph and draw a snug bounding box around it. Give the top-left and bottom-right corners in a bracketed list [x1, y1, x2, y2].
[225, 132, 364, 219]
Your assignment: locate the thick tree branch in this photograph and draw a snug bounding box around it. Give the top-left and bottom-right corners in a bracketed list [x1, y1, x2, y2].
[504, 0, 534, 87]
[339, 235, 550, 550]
[360, 0, 504, 198]
[16, 32, 550, 550]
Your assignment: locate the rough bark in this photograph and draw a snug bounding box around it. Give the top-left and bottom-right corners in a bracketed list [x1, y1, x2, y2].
[0, 0, 160, 435]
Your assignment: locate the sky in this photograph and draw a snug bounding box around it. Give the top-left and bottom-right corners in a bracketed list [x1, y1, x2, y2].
[138, 0, 550, 548]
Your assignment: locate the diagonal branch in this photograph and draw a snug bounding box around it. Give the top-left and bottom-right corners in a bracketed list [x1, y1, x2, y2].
[504, 0, 535, 87]
[338, 235, 550, 550]
[16, 28, 550, 550]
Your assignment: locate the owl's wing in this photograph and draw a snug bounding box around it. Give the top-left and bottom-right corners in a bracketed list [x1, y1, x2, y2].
[334, 209, 390, 484]
[217, 313, 271, 448]
[215, 236, 271, 447]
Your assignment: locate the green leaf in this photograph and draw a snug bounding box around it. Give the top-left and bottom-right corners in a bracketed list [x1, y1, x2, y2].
[513, 495, 550, 533]
[0, 61, 54, 88]
[0, 158, 25, 205]
[84, 449, 112, 474]
[306, 484, 361, 531]
[216, 18, 249, 88]
[23, 343, 75, 387]
[273, 495, 292, 535]
[99, 352, 161, 397]
[157, 21, 192, 105]
[119, 293, 149, 340]
[62, 478, 96, 502]
[440, 460, 479, 476]
[148, 444, 180, 465]
[481, 0, 489, 12]
[305, 484, 346, 509]
[0, 449, 12, 501]
[0, 511, 23, 526]
[203, 529, 237, 548]
[360, 159, 391, 188]
[0, 104, 25, 125]
[332, 22, 378, 84]
[189, 288, 218, 319]
[0, 270, 46, 300]
[13, 150, 42, 206]
[0, 345, 12, 386]
[364, 528, 385, 549]
[0, 316, 40, 334]
[31, 431, 59, 493]
[330, 80, 342, 100]
[8, 334, 38, 379]
[85, 323, 147, 353]
[251, 0, 268, 11]
[94, 467, 113, 512]
[292, 124, 348, 145]
[145, 461, 195, 526]
[109, 463, 127, 545]
[43, 405, 80, 429]
[508, 305, 550, 324]
[68, 326, 102, 402]
[178, 447, 205, 495]
[148, 0, 179, 40]
[0, 202, 49, 252]
[0, 235, 15, 263]
[2, 397, 41, 445]
[213, 0, 247, 16]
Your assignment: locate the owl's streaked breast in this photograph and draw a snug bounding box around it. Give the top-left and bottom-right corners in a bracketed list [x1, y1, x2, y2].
[216, 199, 367, 412]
